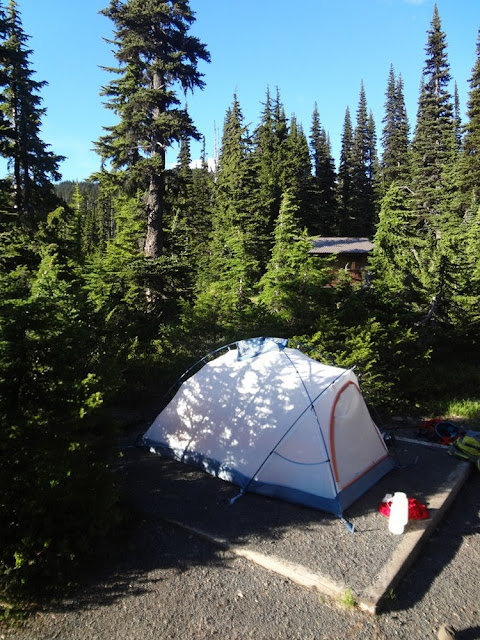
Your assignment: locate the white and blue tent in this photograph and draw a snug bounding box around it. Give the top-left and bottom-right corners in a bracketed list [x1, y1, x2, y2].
[143, 338, 394, 517]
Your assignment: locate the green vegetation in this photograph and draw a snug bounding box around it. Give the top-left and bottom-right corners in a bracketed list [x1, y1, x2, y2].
[385, 588, 396, 602]
[1, 0, 480, 604]
[443, 399, 480, 422]
[340, 589, 357, 609]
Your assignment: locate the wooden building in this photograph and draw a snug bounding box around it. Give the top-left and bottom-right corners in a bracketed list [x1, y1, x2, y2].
[309, 237, 373, 284]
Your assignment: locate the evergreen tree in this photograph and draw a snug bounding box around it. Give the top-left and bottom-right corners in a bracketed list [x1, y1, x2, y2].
[0, 4, 14, 224]
[350, 83, 377, 236]
[367, 110, 381, 217]
[95, 0, 210, 259]
[49, 181, 94, 264]
[78, 182, 104, 258]
[461, 205, 480, 336]
[167, 134, 194, 260]
[370, 186, 472, 342]
[197, 95, 260, 309]
[395, 74, 410, 166]
[84, 195, 154, 320]
[213, 95, 261, 265]
[189, 138, 214, 275]
[381, 66, 410, 190]
[459, 29, 480, 204]
[0, 3, 11, 160]
[194, 223, 257, 329]
[453, 82, 462, 150]
[411, 4, 456, 222]
[369, 184, 424, 312]
[405, 3, 463, 338]
[252, 87, 284, 265]
[281, 114, 315, 233]
[257, 190, 333, 330]
[273, 86, 289, 146]
[417, 214, 474, 336]
[310, 103, 337, 235]
[337, 107, 354, 235]
[166, 133, 213, 297]
[0, 0, 63, 227]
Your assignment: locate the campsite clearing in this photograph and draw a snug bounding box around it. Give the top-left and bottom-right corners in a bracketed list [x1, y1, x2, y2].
[138, 339, 472, 612]
[3, 423, 479, 640]
[129, 436, 471, 613]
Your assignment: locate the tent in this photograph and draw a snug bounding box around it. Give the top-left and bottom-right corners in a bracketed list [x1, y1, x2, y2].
[143, 337, 394, 517]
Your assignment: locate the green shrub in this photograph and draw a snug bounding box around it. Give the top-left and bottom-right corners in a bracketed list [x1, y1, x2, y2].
[296, 316, 428, 414]
[0, 252, 122, 599]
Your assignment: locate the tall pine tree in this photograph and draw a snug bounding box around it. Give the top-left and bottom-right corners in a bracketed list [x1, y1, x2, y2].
[407, 3, 463, 336]
[252, 87, 285, 266]
[381, 66, 410, 190]
[337, 107, 354, 235]
[0, 3, 11, 161]
[369, 183, 424, 313]
[197, 95, 260, 310]
[281, 114, 315, 233]
[459, 28, 480, 206]
[257, 190, 333, 331]
[0, 0, 63, 227]
[95, 0, 210, 259]
[411, 4, 456, 222]
[310, 103, 337, 235]
[350, 82, 377, 236]
[189, 138, 214, 276]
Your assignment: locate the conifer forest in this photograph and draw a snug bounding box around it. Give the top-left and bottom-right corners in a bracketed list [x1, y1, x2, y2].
[1, 0, 480, 598]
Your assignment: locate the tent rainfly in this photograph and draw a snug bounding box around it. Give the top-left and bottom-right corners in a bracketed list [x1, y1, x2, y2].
[143, 337, 394, 517]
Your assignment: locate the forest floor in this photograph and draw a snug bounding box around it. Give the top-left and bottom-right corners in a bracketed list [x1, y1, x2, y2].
[2, 416, 480, 640]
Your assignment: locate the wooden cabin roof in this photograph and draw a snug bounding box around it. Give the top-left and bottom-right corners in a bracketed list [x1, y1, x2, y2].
[309, 237, 373, 254]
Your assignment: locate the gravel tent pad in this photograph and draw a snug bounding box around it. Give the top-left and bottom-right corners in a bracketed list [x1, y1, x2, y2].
[127, 437, 471, 613]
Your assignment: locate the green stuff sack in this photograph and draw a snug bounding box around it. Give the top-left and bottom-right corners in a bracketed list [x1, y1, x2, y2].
[449, 431, 480, 470]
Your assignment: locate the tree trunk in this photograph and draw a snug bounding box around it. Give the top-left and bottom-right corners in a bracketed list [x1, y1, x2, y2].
[144, 171, 164, 259]
[144, 64, 165, 259]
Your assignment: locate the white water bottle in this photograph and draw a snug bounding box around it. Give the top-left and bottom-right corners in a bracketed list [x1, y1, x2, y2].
[388, 492, 409, 535]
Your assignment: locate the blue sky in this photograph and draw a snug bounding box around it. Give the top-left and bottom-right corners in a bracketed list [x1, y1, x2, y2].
[12, 0, 480, 181]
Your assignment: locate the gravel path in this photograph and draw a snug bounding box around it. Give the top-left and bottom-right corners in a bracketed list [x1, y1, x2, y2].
[2, 442, 480, 640]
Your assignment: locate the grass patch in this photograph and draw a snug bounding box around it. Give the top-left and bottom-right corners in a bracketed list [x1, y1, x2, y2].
[444, 399, 480, 422]
[385, 587, 396, 601]
[339, 589, 357, 608]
